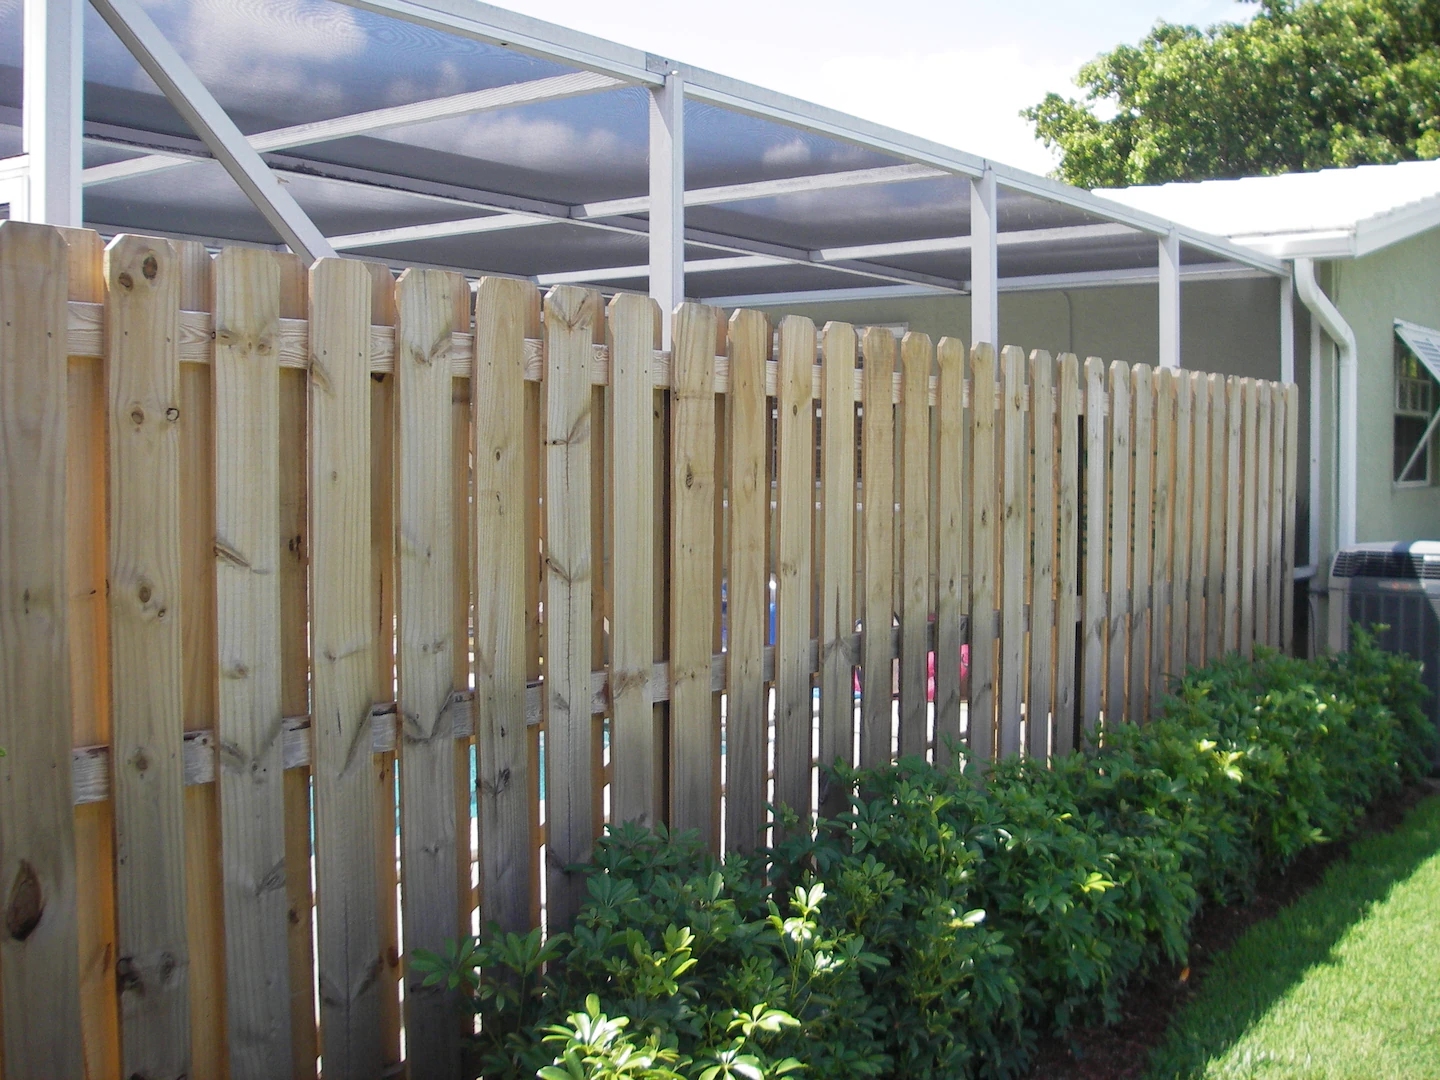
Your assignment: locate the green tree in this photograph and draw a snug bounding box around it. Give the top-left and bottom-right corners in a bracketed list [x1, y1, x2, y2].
[1024, 0, 1440, 188]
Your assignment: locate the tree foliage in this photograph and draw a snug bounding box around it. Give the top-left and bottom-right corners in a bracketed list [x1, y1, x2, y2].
[1024, 0, 1440, 188]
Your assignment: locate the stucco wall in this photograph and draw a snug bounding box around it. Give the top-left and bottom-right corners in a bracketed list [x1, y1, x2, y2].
[1332, 230, 1440, 546]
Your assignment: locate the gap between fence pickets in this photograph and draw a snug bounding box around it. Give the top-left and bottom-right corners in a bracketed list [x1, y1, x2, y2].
[65, 299, 1110, 414]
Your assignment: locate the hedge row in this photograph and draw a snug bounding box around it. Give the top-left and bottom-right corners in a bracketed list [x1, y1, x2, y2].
[415, 630, 1435, 1080]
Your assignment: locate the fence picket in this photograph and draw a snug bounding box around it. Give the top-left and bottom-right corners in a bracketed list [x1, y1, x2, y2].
[999, 346, 1028, 757]
[541, 286, 600, 930]
[670, 304, 722, 841]
[607, 295, 660, 829]
[212, 248, 292, 1079]
[1282, 384, 1300, 653]
[775, 316, 816, 823]
[395, 268, 467, 1079]
[1149, 367, 1173, 713]
[1170, 372, 1193, 680]
[1187, 372, 1209, 668]
[899, 333, 932, 756]
[1211, 375, 1233, 659]
[1081, 357, 1107, 734]
[1053, 354, 1081, 755]
[1130, 365, 1155, 720]
[0, 223, 85, 1080]
[308, 257, 381, 1079]
[724, 310, 770, 850]
[1268, 384, 1287, 650]
[1255, 383, 1274, 650]
[819, 323, 858, 814]
[860, 329, 897, 767]
[969, 344, 998, 764]
[1240, 380, 1260, 656]
[105, 234, 192, 1079]
[1028, 352, 1056, 758]
[934, 338, 967, 759]
[1106, 362, 1132, 724]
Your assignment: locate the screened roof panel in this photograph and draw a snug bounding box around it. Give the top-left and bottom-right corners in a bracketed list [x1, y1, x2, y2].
[0, 0, 1282, 297]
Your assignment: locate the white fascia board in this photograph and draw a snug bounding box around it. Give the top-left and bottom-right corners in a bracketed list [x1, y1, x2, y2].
[1354, 194, 1440, 258]
[84, 71, 624, 188]
[816, 222, 1134, 262]
[577, 163, 946, 218]
[331, 0, 660, 85]
[699, 283, 955, 307]
[1227, 229, 1356, 260]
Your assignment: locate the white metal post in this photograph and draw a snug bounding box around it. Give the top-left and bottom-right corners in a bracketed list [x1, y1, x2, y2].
[1309, 315, 1322, 568]
[1280, 273, 1295, 384]
[1158, 229, 1181, 368]
[649, 70, 685, 349]
[970, 166, 998, 348]
[22, 0, 84, 225]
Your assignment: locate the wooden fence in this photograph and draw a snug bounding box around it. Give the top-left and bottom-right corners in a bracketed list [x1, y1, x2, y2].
[0, 223, 1299, 1080]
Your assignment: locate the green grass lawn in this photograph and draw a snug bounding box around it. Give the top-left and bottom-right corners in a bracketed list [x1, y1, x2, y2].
[1148, 793, 1440, 1080]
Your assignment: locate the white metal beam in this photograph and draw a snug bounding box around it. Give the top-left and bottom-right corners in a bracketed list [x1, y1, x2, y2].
[699, 283, 951, 307]
[82, 71, 623, 188]
[89, 0, 336, 262]
[1158, 229, 1181, 369]
[22, 0, 83, 225]
[329, 213, 553, 251]
[331, 0, 661, 85]
[816, 222, 1133, 262]
[649, 70, 685, 346]
[970, 167, 998, 347]
[578, 162, 946, 218]
[540, 254, 784, 285]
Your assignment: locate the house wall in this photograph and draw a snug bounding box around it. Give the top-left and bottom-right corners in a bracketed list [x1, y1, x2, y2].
[1332, 229, 1440, 547]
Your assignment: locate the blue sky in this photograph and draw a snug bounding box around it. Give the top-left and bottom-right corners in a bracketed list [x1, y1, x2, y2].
[498, 0, 1258, 173]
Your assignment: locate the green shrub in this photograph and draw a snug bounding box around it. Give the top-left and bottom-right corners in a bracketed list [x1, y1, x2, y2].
[413, 630, 1433, 1080]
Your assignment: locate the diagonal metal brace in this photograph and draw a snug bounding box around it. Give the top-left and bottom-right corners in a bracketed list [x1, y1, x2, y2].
[88, 0, 336, 262]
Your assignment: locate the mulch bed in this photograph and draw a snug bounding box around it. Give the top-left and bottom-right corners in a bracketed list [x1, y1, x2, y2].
[1024, 777, 1440, 1080]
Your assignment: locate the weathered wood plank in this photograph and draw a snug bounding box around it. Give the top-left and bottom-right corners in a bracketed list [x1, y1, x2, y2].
[1081, 357, 1107, 735]
[606, 295, 660, 829]
[1169, 371, 1193, 682]
[212, 247, 292, 1079]
[1282, 384, 1300, 654]
[473, 278, 535, 934]
[968, 344, 998, 765]
[1239, 379, 1260, 657]
[724, 310, 769, 851]
[308, 257, 381, 1079]
[105, 234, 192, 1079]
[1149, 367, 1175, 710]
[1028, 352, 1056, 759]
[934, 337, 967, 761]
[1128, 365, 1154, 722]
[541, 285, 599, 930]
[1222, 378, 1244, 655]
[0, 222, 85, 1080]
[1106, 362, 1132, 725]
[860, 329, 897, 768]
[898, 333, 932, 757]
[1053, 354, 1080, 755]
[1207, 375, 1229, 661]
[998, 346, 1027, 757]
[1254, 383, 1273, 650]
[395, 268, 467, 1080]
[775, 316, 816, 823]
[1268, 384, 1286, 650]
[670, 303, 721, 842]
[818, 322, 858, 815]
[1187, 372, 1209, 669]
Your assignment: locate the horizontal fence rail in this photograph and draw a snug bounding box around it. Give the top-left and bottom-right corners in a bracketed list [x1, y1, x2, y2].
[0, 223, 1300, 1080]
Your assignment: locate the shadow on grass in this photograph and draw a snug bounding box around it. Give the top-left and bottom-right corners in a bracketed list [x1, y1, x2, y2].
[1146, 794, 1440, 1079]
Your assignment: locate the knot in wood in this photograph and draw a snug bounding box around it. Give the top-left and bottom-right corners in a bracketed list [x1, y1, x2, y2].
[5, 859, 43, 941]
[116, 271, 134, 291]
[141, 253, 159, 281]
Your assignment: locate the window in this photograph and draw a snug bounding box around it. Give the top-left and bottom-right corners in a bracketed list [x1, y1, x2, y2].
[1394, 336, 1436, 484]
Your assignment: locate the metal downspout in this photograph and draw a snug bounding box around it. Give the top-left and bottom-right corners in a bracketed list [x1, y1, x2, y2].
[1294, 257, 1358, 550]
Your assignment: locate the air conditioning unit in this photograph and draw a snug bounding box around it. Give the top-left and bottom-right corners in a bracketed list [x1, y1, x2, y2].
[1328, 540, 1440, 765]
